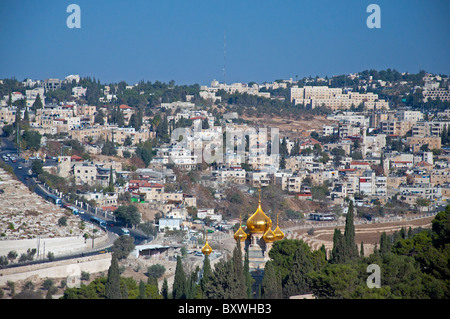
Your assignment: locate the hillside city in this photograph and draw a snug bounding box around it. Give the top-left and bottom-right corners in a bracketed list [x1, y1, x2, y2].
[0, 69, 449, 300]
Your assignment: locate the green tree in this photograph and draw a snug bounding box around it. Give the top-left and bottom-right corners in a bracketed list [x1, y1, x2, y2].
[330, 229, 346, 264]
[138, 280, 146, 299]
[200, 254, 213, 297]
[112, 235, 135, 260]
[243, 250, 253, 299]
[114, 205, 141, 228]
[343, 201, 358, 261]
[307, 263, 361, 299]
[94, 108, 105, 125]
[21, 130, 42, 151]
[101, 137, 117, 156]
[283, 243, 314, 297]
[172, 255, 186, 299]
[261, 261, 282, 299]
[147, 264, 166, 282]
[105, 254, 122, 299]
[161, 278, 169, 299]
[32, 93, 43, 112]
[31, 159, 44, 176]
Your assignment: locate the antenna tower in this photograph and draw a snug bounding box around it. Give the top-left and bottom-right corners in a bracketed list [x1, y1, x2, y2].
[223, 32, 226, 84]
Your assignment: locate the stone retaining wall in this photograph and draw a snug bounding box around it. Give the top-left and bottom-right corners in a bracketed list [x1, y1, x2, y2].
[0, 253, 112, 286]
[0, 233, 110, 258]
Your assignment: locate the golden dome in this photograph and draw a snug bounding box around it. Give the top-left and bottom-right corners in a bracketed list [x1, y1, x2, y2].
[234, 217, 248, 242]
[273, 214, 284, 241]
[246, 189, 272, 234]
[263, 227, 276, 243]
[201, 233, 212, 255]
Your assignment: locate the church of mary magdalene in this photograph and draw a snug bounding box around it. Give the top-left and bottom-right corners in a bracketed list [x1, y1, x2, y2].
[202, 189, 284, 272]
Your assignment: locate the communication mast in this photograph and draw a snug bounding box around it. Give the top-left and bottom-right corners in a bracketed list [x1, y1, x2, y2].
[223, 31, 226, 85]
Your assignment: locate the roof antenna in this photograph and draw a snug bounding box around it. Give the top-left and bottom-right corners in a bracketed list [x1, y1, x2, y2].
[223, 31, 226, 85]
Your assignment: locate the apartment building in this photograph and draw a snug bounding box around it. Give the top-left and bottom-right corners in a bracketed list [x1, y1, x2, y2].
[406, 136, 441, 153]
[400, 183, 440, 201]
[246, 171, 271, 187]
[139, 182, 165, 202]
[430, 170, 450, 186]
[0, 107, 24, 124]
[422, 88, 450, 102]
[212, 166, 246, 184]
[380, 120, 413, 136]
[25, 87, 45, 107]
[339, 123, 361, 138]
[358, 170, 387, 197]
[396, 110, 424, 123]
[73, 162, 97, 185]
[290, 86, 389, 110]
[412, 121, 449, 137]
[39, 78, 62, 91]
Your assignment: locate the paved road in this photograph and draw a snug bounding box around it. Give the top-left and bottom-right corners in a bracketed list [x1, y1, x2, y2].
[0, 136, 152, 247]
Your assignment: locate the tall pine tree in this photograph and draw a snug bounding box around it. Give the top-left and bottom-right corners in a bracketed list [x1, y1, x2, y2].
[172, 255, 186, 299]
[200, 254, 212, 297]
[230, 241, 246, 299]
[284, 244, 314, 297]
[331, 228, 346, 264]
[261, 261, 282, 299]
[343, 201, 358, 261]
[105, 254, 122, 299]
[243, 250, 253, 299]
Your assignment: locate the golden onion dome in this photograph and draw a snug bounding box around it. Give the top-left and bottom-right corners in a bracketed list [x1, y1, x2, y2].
[273, 214, 284, 241]
[246, 189, 272, 234]
[234, 219, 248, 242]
[273, 225, 284, 241]
[201, 233, 212, 255]
[263, 227, 276, 243]
[201, 241, 212, 255]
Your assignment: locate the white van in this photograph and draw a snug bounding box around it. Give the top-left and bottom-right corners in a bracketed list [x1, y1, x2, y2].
[121, 228, 130, 236]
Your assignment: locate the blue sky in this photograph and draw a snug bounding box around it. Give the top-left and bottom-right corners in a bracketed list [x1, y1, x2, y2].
[0, 0, 449, 85]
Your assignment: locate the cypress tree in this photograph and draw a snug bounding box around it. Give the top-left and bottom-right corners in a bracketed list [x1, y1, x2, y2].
[122, 281, 129, 299]
[360, 241, 364, 257]
[261, 261, 282, 299]
[379, 232, 391, 255]
[343, 201, 358, 260]
[319, 244, 327, 261]
[161, 278, 169, 299]
[138, 280, 146, 299]
[108, 166, 114, 192]
[105, 254, 122, 299]
[200, 255, 212, 297]
[185, 268, 199, 299]
[284, 244, 313, 297]
[399, 226, 406, 239]
[441, 124, 448, 145]
[202, 257, 232, 299]
[172, 255, 186, 299]
[243, 250, 253, 299]
[331, 228, 346, 264]
[230, 241, 246, 299]
[32, 93, 43, 112]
